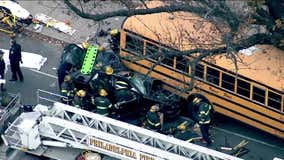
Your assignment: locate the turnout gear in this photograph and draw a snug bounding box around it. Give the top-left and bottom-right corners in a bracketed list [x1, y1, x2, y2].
[99, 88, 108, 97]
[57, 62, 73, 90]
[94, 89, 112, 116]
[198, 102, 212, 125]
[145, 106, 162, 131]
[60, 75, 75, 105]
[192, 97, 202, 104]
[82, 41, 89, 49]
[94, 62, 103, 70]
[115, 80, 128, 90]
[109, 29, 120, 53]
[150, 104, 159, 112]
[73, 94, 87, 109]
[105, 65, 113, 75]
[177, 123, 187, 131]
[77, 90, 86, 98]
[113, 79, 137, 110]
[98, 46, 105, 52]
[110, 29, 119, 36]
[174, 124, 200, 143]
[197, 102, 213, 146]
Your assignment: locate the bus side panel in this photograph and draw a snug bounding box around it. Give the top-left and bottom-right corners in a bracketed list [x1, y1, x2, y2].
[121, 57, 284, 139]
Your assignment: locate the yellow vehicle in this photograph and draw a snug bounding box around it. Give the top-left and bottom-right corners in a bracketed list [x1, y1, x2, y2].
[119, 1, 284, 138]
[0, 0, 32, 35]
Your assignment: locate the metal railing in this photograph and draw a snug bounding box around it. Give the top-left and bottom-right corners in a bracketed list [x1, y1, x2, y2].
[36, 89, 65, 106]
[0, 93, 21, 134]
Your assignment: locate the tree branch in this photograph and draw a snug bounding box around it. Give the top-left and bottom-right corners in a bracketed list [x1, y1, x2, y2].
[64, 0, 208, 21]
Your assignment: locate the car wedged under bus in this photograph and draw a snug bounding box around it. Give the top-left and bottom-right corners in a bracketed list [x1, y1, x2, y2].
[118, 1, 284, 138]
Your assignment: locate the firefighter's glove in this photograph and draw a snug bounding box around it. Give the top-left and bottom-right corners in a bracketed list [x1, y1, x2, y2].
[114, 102, 121, 109]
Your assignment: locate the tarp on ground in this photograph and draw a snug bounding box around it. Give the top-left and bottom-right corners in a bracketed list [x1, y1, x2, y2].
[0, 49, 47, 70]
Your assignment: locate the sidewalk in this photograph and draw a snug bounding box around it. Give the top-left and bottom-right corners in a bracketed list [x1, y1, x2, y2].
[18, 0, 125, 44]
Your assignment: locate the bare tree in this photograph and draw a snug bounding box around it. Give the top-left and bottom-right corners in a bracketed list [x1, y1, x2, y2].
[64, 0, 284, 92]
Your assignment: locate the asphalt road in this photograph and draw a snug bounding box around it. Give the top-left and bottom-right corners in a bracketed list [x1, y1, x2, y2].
[0, 32, 284, 160]
[0, 32, 61, 160]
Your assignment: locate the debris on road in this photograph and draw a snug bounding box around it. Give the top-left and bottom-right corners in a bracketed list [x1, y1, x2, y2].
[34, 13, 76, 35]
[232, 140, 249, 157]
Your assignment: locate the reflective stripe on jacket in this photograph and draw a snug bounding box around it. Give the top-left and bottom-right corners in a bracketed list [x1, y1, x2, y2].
[95, 96, 112, 116]
[115, 80, 128, 90]
[145, 111, 161, 130]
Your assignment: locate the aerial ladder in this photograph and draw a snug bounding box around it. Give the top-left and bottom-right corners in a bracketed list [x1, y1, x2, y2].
[1, 90, 243, 160]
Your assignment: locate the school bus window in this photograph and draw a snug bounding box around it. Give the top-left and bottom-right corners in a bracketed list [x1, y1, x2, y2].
[237, 79, 250, 98]
[268, 91, 281, 110]
[221, 73, 235, 92]
[146, 42, 159, 61]
[206, 67, 220, 85]
[252, 86, 266, 104]
[160, 48, 174, 67]
[161, 55, 174, 67]
[176, 55, 188, 73]
[195, 64, 204, 79]
[125, 34, 144, 55]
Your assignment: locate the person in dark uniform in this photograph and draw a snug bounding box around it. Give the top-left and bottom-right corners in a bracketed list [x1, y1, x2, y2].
[196, 100, 213, 146]
[102, 65, 114, 92]
[174, 123, 200, 143]
[57, 62, 73, 90]
[109, 29, 120, 53]
[94, 89, 112, 116]
[60, 75, 76, 105]
[145, 104, 163, 132]
[73, 89, 87, 109]
[9, 39, 23, 82]
[113, 78, 137, 110]
[0, 50, 6, 91]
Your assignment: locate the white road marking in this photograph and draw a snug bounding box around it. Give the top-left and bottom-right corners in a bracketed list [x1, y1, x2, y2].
[29, 69, 57, 79]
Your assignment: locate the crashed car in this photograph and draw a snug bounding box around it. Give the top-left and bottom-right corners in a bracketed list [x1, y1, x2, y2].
[59, 44, 182, 120]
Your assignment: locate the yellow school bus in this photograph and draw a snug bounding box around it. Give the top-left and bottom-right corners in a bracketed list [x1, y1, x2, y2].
[119, 1, 284, 138]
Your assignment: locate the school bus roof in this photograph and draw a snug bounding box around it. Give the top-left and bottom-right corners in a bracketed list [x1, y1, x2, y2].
[122, 1, 284, 92]
[211, 45, 284, 91]
[122, 1, 223, 51]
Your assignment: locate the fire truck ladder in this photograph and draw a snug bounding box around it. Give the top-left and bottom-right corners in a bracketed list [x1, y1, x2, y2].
[2, 90, 243, 160]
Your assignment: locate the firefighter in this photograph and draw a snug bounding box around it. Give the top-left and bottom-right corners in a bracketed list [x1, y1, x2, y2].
[0, 50, 6, 91]
[174, 123, 200, 143]
[196, 100, 213, 146]
[73, 89, 87, 109]
[94, 89, 112, 116]
[90, 65, 114, 96]
[145, 104, 163, 131]
[113, 78, 138, 111]
[81, 41, 89, 50]
[57, 62, 73, 90]
[101, 65, 114, 93]
[60, 75, 76, 105]
[109, 28, 120, 53]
